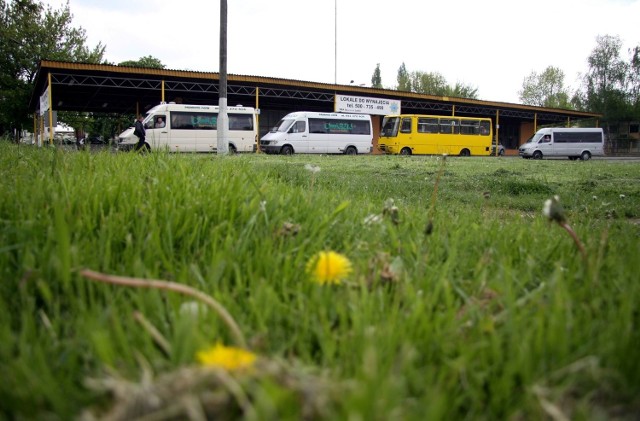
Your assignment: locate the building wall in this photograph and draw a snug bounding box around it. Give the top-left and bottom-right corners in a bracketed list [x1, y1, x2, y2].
[519, 121, 537, 145]
[371, 115, 382, 154]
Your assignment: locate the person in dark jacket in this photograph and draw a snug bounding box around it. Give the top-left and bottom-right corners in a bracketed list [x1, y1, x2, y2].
[133, 115, 146, 150]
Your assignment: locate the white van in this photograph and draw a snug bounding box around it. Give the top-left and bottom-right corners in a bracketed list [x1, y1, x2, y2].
[519, 127, 604, 160]
[117, 103, 257, 153]
[260, 112, 373, 155]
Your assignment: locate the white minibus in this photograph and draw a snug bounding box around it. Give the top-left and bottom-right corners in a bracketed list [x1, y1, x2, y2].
[260, 112, 373, 155]
[519, 127, 604, 160]
[117, 103, 257, 153]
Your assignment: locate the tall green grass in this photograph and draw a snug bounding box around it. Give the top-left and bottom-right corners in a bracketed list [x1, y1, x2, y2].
[1, 143, 639, 419]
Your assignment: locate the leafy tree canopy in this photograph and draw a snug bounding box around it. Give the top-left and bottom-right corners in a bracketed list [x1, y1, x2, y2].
[580, 34, 633, 121]
[0, 0, 105, 137]
[119, 56, 165, 69]
[519, 66, 572, 109]
[392, 65, 479, 99]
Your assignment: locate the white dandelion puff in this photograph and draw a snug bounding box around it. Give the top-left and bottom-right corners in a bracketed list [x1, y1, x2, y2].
[304, 163, 321, 174]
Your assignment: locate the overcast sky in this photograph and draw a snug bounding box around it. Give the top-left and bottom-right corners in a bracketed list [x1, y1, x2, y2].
[44, 0, 640, 104]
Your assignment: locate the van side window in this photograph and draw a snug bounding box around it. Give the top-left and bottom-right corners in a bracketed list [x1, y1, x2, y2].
[154, 115, 166, 128]
[541, 134, 551, 143]
[229, 114, 253, 131]
[291, 121, 306, 133]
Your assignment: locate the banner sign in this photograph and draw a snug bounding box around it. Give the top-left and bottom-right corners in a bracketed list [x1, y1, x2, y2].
[39, 86, 50, 116]
[334, 95, 401, 115]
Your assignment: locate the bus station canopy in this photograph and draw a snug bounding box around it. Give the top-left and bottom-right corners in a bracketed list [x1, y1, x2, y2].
[29, 60, 600, 126]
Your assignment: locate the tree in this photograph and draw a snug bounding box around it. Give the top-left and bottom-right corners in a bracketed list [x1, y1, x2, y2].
[119, 56, 165, 69]
[396, 62, 411, 92]
[628, 45, 640, 116]
[371, 63, 382, 88]
[410, 71, 447, 95]
[519, 66, 572, 109]
[0, 0, 105, 138]
[393, 66, 479, 99]
[580, 35, 629, 121]
[446, 81, 479, 99]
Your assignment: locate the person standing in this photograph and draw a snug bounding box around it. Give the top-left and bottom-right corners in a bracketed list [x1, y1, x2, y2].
[133, 115, 146, 151]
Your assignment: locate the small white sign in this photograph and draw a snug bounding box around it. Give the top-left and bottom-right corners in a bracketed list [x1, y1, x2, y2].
[334, 95, 401, 115]
[39, 86, 50, 116]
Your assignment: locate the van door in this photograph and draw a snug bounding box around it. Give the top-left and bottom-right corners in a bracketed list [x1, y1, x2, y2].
[537, 133, 553, 157]
[146, 114, 170, 149]
[288, 120, 311, 153]
[306, 119, 328, 153]
[170, 112, 198, 152]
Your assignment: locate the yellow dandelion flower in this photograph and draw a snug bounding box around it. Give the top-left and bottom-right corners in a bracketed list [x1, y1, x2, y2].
[306, 251, 352, 285]
[197, 343, 257, 371]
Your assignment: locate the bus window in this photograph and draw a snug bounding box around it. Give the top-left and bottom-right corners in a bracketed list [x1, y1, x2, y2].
[439, 118, 459, 134]
[400, 118, 412, 133]
[381, 117, 399, 137]
[451, 119, 460, 134]
[417, 117, 439, 133]
[460, 120, 478, 135]
[479, 121, 490, 135]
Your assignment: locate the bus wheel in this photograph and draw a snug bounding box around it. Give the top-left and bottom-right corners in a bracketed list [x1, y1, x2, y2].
[400, 147, 412, 155]
[532, 151, 543, 160]
[345, 146, 357, 155]
[229, 144, 237, 154]
[281, 145, 293, 155]
[580, 151, 591, 161]
[459, 149, 470, 157]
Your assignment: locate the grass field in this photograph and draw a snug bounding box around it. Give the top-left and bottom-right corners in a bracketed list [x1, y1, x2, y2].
[1, 142, 639, 420]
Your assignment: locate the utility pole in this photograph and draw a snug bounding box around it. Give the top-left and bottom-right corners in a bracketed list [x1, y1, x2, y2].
[217, 0, 229, 154]
[334, 0, 337, 85]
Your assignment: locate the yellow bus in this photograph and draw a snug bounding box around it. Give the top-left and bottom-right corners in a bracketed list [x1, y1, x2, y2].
[378, 114, 492, 156]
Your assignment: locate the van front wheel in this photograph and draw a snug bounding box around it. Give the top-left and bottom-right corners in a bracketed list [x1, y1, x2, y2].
[280, 145, 293, 155]
[532, 151, 543, 160]
[400, 147, 412, 155]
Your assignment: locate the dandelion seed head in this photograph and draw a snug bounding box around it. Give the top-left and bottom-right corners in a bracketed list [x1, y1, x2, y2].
[363, 214, 383, 225]
[306, 251, 352, 285]
[543, 195, 566, 224]
[304, 163, 321, 174]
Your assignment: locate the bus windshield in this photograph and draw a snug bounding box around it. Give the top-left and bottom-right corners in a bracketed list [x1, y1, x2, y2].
[270, 118, 295, 133]
[381, 117, 400, 137]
